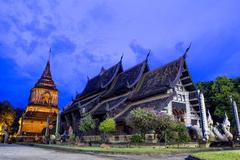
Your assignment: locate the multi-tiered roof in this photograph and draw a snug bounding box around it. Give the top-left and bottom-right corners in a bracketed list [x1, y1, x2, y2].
[63, 46, 199, 121]
[35, 60, 57, 90]
[23, 59, 58, 121]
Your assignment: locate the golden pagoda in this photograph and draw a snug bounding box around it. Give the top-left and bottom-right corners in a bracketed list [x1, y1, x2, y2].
[19, 59, 59, 135]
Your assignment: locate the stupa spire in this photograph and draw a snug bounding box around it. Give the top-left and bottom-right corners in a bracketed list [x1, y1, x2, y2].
[35, 49, 56, 90]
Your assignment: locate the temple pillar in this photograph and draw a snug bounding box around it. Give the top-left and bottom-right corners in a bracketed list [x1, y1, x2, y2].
[230, 97, 240, 139]
[55, 112, 60, 135]
[65, 115, 70, 127]
[167, 101, 172, 115]
[45, 115, 50, 137]
[185, 92, 191, 127]
[198, 90, 209, 141]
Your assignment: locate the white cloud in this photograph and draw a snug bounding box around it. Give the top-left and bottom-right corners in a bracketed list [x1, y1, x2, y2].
[0, 0, 240, 100]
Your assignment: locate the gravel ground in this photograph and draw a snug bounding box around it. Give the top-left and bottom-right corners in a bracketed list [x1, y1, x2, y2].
[0, 144, 189, 160]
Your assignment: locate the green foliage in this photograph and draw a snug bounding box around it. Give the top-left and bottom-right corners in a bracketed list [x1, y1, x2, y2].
[79, 114, 96, 133]
[154, 114, 175, 133]
[0, 101, 16, 133]
[165, 121, 190, 145]
[126, 108, 156, 134]
[197, 76, 240, 120]
[127, 108, 177, 135]
[175, 122, 191, 143]
[127, 108, 190, 144]
[69, 133, 76, 141]
[130, 134, 143, 143]
[193, 150, 240, 160]
[67, 133, 76, 144]
[38, 144, 216, 154]
[99, 118, 116, 133]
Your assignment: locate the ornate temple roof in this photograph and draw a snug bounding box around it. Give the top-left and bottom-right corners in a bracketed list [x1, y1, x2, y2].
[104, 60, 149, 97]
[64, 46, 200, 119]
[78, 61, 123, 99]
[130, 57, 185, 100]
[35, 60, 57, 90]
[93, 95, 129, 115]
[116, 93, 175, 121]
[23, 111, 57, 121]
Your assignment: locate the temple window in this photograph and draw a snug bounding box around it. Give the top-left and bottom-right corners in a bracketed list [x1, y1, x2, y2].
[180, 86, 183, 91]
[182, 95, 185, 102]
[82, 107, 86, 113]
[177, 94, 182, 101]
[173, 96, 177, 101]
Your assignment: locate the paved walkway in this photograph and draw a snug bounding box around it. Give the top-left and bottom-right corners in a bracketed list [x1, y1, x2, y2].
[0, 144, 189, 160]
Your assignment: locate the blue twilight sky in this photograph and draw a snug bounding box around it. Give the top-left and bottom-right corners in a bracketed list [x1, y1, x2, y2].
[0, 0, 240, 110]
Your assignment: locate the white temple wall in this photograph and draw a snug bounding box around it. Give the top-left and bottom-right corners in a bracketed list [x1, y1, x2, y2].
[165, 80, 199, 127]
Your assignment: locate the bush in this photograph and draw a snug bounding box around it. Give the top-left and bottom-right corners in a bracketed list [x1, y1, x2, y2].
[126, 108, 156, 135]
[79, 113, 96, 133]
[68, 133, 76, 144]
[130, 134, 143, 143]
[175, 122, 191, 144]
[99, 118, 116, 133]
[126, 108, 190, 145]
[165, 121, 190, 145]
[126, 108, 175, 136]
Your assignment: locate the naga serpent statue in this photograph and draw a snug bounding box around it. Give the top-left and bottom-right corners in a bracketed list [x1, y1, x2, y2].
[190, 111, 233, 142]
[189, 91, 233, 143]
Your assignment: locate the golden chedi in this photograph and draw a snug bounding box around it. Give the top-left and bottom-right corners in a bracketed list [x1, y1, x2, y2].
[19, 59, 59, 135]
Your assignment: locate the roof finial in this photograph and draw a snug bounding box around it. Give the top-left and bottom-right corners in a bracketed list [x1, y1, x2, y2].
[120, 53, 124, 61]
[101, 66, 105, 71]
[48, 47, 52, 62]
[146, 49, 151, 61]
[100, 66, 105, 75]
[183, 42, 191, 59]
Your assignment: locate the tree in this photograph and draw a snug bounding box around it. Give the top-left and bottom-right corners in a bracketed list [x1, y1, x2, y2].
[126, 108, 156, 135]
[164, 120, 190, 145]
[0, 101, 16, 133]
[212, 77, 234, 117]
[154, 113, 174, 132]
[99, 118, 116, 143]
[79, 113, 96, 133]
[126, 108, 178, 135]
[126, 108, 190, 144]
[197, 76, 240, 121]
[12, 107, 24, 135]
[154, 113, 177, 141]
[99, 118, 116, 133]
[175, 122, 190, 144]
[197, 80, 214, 112]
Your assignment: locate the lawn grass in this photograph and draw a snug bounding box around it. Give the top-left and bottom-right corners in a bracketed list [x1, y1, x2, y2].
[192, 150, 240, 160]
[34, 144, 219, 154]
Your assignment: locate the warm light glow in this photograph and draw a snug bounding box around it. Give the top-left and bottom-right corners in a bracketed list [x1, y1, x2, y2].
[26, 105, 59, 113]
[22, 120, 47, 133]
[20, 85, 59, 135]
[29, 88, 58, 106]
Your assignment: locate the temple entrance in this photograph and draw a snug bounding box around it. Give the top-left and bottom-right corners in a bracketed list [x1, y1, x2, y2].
[172, 102, 186, 123]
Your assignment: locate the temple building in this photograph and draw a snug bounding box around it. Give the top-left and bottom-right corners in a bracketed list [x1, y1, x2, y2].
[19, 59, 59, 135]
[61, 46, 200, 134]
